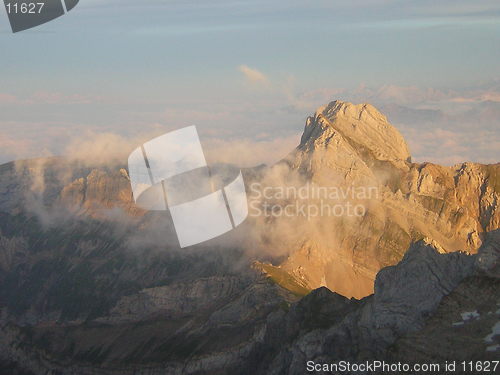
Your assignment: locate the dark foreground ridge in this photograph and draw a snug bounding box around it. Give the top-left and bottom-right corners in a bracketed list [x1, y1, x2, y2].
[0, 231, 498, 374]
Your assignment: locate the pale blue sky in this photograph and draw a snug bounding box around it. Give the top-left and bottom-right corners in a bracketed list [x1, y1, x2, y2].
[0, 0, 499, 165]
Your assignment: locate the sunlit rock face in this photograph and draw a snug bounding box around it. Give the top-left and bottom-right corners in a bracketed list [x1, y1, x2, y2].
[255, 100, 499, 298]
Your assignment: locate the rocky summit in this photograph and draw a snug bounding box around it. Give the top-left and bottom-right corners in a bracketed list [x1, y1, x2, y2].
[0, 101, 498, 374]
[256, 100, 499, 298]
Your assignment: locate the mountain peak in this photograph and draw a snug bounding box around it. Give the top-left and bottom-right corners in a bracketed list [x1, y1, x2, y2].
[301, 100, 411, 167]
[315, 100, 387, 123]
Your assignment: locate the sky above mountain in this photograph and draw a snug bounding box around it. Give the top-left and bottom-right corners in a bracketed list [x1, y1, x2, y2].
[0, 0, 499, 166]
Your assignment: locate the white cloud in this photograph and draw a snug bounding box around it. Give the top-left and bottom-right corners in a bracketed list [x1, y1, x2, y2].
[238, 65, 269, 85]
[203, 134, 300, 167]
[0, 93, 21, 105]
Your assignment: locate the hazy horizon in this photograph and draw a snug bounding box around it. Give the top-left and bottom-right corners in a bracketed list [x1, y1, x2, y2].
[1, 0, 499, 166]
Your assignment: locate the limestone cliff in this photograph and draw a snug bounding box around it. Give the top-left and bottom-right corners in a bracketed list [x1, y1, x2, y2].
[256, 100, 499, 298]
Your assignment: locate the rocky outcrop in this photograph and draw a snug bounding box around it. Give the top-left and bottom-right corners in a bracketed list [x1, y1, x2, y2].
[368, 240, 476, 347]
[2, 232, 497, 375]
[60, 168, 142, 217]
[388, 275, 500, 365]
[476, 229, 500, 278]
[253, 232, 496, 375]
[255, 100, 500, 298]
[388, 230, 500, 365]
[0, 158, 141, 220]
[0, 278, 298, 375]
[97, 276, 248, 323]
[297, 101, 411, 174]
[264, 239, 478, 375]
